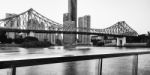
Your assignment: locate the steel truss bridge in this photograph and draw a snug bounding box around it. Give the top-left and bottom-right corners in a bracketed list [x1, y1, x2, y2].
[0, 8, 138, 37]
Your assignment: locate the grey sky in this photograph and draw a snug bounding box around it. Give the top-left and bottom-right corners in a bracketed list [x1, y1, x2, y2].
[0, 0, 150, 34]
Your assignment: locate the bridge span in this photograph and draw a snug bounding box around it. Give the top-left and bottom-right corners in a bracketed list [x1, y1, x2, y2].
[0, 8, 138, 46]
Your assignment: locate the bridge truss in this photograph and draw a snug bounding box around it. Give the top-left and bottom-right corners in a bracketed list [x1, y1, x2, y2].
[0, 8, 138, 37]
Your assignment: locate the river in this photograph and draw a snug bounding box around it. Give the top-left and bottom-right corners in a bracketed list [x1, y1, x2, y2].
[0, 46, 150, 75]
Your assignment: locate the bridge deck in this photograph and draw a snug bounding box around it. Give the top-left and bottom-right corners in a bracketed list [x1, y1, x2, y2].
[0, 28, 137, 37]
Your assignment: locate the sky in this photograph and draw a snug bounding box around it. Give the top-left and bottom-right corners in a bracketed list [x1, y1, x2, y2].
[0, 0, 150, 34]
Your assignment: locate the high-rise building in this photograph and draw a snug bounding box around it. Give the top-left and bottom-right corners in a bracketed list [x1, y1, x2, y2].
[63, 21, 76, 46]
[78, 15, 91, 45]
[5, 13, 18, 28]
[84, 15, 90, 31]
[78, 17, 84, 43]
[63, 13, 71, 22]
[47, 26, 57, 45]
[63, 13, 76, 45]
[63, 0, 77, 46]
[5, 13, 19, 39]
[68, 0, 77, 44]
[68, 0, 77, 26]
[47, 31, 56, 45]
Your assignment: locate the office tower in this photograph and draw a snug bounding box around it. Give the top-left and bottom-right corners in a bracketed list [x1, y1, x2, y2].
[78, 17, 84, 43]
[84, 15, 90, 32]
[68, 0, 77, 26]
[5, 13, 18, 39]
[63, 21, 76, 46]
[47, 30, 56, 45]
[78, 15, 91, 45]
[56, 34, 63, 45]
[63, 0, 77, 46]
[5, 13, 18, 28]
[84, 15, 91, 44]
[68, 0, 77, 44]
[63, 13, 76, 45]
[63, 13, 71, 22]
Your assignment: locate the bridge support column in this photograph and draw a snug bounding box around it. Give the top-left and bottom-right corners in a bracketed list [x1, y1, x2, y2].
[117, 37, 126, 46]
[28, 32, 35, 37]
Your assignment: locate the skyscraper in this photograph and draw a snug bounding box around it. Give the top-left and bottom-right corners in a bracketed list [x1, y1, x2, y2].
[63, 0, 77, 46]
[63, 21, 76, 46]
[78, 17, 84, 43]
[68, 0, 77, 45]
[68, 0, 77, 26]
[5, 13, 18, 39]
[78, 15, 91, 45]
[63, 13, 76, 46]
[63, 13, 71, 22]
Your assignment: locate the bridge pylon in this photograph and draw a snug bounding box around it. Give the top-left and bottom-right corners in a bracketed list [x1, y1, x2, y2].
[117, 37, 126, 46]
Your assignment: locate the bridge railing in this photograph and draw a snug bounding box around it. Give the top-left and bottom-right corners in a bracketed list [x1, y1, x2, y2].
[0, 49, 150, 75]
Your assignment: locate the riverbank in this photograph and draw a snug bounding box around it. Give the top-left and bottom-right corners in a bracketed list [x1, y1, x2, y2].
[0, 44, 21, 47]
[0, 43, 149, 48]
[103, 43, 150, 48]
[0, 41, 52, 48]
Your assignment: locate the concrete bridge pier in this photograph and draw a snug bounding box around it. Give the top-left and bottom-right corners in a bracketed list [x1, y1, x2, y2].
[28, 32, 35, 37]
[117, 37, 126, 46]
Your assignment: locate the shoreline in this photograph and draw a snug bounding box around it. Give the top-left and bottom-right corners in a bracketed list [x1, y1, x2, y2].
[0, 43, 149, 48]
[0, 44, 21, 47]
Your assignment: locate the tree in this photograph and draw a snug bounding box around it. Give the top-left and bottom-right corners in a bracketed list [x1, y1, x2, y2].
[14, 37, 24, 44]
[147, 32, 150, 46]
[6, 38, 13, 44]
[0, 31, 7, 43]
[56, 39, 62, 46]
[24, 36, 39, 42]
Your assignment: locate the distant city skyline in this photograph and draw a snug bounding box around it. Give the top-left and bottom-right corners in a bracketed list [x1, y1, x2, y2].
[0, 0, 150, 34]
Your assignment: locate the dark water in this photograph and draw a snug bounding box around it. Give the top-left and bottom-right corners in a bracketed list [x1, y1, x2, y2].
[0, 46, 150, 75]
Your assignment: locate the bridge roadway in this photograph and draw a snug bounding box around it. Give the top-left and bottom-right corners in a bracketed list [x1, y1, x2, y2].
[0, 47, 149, 75]
[0, 27, 136, 37]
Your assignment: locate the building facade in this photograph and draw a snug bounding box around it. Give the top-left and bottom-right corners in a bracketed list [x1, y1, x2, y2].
[63, 13, 76, 46]
[68, 0, 77, 45]
[68, 0, 77, 26]
[63, 13, 71, 22]
[63, 21, 76, 46]
[5, 13, 19, 39]
[78, 15, 91, 45]
[27, 19, 56, 44]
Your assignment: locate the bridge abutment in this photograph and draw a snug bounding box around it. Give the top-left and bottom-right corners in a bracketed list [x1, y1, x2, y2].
[117, 37, 126, 46]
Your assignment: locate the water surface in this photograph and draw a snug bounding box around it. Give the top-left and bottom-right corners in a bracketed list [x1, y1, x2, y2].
[0, 46, 150, 75]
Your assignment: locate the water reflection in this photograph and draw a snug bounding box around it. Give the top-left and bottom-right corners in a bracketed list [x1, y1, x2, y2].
[17, 63, 65, 75]
[138, 54, 150, 75]
[103, 56, 133, 75]
[64, 59, 97, 75]
[64, 62, 77, 75]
